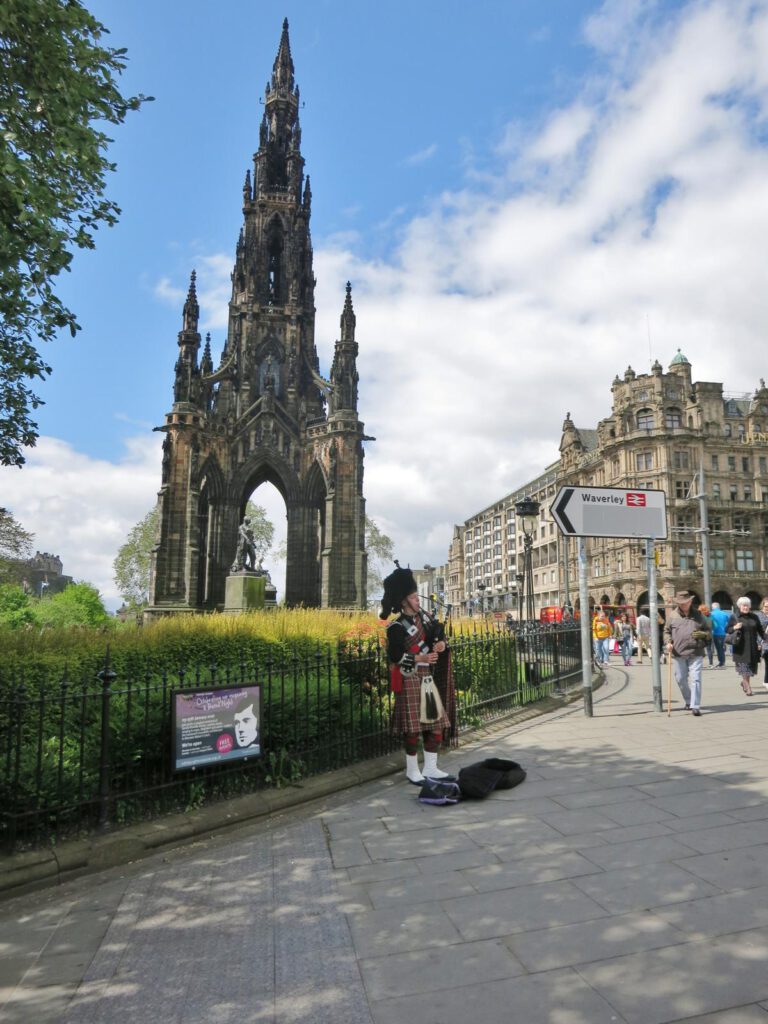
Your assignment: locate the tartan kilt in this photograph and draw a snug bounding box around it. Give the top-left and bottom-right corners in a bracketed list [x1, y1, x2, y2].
[392, 668, 452, 736]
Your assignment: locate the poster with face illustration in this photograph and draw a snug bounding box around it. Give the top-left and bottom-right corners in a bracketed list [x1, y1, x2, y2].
[172, 685, 262, 770]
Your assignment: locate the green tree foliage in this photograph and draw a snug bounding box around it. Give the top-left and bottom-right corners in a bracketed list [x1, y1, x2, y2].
[0, 581, 34, 626]
[34, 581, 110, 628]
[244, 501, 274, 567]
[0, 0, 151, 466]
[113, 502, 275, 607]
[0, 505, 33, 582]
[365, 515, 394, 600]
[113, 505, 158, 608]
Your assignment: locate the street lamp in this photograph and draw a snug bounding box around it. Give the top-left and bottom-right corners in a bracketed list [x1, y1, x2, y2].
[515, 498, 540, 623]
[477, 582, 487, 619]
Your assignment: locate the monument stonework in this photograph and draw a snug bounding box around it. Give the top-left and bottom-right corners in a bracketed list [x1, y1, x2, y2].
[146, 21, 369, 616]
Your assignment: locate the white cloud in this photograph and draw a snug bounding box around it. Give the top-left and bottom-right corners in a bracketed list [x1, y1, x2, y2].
[0, 436, 163, 610]
[403, 143, 438, 166]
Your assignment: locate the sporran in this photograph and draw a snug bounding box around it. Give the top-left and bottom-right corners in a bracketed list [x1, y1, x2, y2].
[419, 674, 445, 724]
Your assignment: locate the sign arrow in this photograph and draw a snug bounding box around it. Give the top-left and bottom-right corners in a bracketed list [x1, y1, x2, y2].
[553, 487, 574, 534]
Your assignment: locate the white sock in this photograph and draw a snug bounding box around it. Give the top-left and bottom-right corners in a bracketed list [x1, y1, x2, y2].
[405, 754, 424, 783]
[422, 750, 450, 779]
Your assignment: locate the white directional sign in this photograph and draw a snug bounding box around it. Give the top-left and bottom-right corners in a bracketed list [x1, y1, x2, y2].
[550, 486, 668, 539]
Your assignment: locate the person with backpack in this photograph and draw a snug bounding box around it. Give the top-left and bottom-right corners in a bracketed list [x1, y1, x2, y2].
[710, 602, 731, 668]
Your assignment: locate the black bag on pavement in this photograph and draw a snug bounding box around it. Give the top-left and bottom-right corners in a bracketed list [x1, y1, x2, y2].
[458, 758, 526, 800]
[418, 779, 462, 805]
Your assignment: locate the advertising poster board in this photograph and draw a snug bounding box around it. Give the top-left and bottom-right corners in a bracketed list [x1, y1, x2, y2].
[172, 684, 262, 771]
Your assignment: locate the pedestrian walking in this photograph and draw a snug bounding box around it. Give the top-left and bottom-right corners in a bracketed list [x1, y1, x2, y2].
[664, 590, 711, 716]
[710, 602, 730, 668]
[757, 597, 768, 690]
[636, 607, 651, 664]
[698, 604, 715, 667]
[726, 596, 765, 697]
[381, 566, 456, 784]
[592, 610, 612, 666]
[614, 611, 634, 666]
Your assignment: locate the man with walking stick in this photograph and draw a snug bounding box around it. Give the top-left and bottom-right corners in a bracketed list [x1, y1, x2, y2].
[664, 591, 711, 717]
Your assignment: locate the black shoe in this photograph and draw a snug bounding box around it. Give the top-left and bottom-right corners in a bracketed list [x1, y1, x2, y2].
[691, 708, 702, 716]
[684, 704, 690, 710]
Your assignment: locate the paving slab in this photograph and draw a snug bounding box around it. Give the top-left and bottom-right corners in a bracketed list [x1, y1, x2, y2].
[443, 879, 609, 940]
[368, 966, 622, 1024]
[503, 909, 686, 970]
[358, 938, 525, 1001]
[575, 926, 768, 1024]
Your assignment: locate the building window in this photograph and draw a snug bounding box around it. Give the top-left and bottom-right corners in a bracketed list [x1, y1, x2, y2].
[675, 481, 689, 499]
[636, 451, 653, 470]
[739, 424, 746, 439]
[730, 485, 738, 501]
[710, 514, 722, 532]
[760, 457, 767, 475]
[742, 457, 751, 473]
[637, 389, 648, 401]
[679, 547, 697, 570]
[724, 424, 732, 438]
[665, 408, 682, 429]
[673, 451, 690, 470]
[710, 549, 725, 571]
[728, 456, 736, 471]
[736, 549, 754, 572]
[493, 516, 501, 527]
[712, 482, 721, 498]
[745, 485, 752, 501]
[637, 409, 654, 430]
[734, 513, 749, 533]
[712, 455, 719, 471]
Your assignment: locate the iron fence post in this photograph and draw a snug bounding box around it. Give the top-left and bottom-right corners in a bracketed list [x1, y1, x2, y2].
[97, 649, 116, 832]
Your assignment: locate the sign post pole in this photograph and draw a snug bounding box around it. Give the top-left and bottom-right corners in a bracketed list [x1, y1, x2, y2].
[579, 537, 593, 717]
[647, 539, 663, 712]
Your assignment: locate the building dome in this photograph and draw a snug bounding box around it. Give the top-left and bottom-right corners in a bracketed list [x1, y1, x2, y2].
[670, 349, 690, 367]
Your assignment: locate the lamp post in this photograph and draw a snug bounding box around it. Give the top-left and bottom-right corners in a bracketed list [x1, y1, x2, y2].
[515, 497, 541, 690]
[515, 498, 540, 624]
[477, 582, 487, 619]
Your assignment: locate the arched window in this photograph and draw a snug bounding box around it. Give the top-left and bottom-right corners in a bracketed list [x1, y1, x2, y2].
[724, 423, 732, 438]
[637, 409, 654, 430]
[266, 217, 284, 304]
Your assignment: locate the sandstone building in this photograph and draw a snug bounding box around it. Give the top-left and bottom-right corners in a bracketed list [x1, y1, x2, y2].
[559, 353, 768, 612]
[450, 354, 768, 616]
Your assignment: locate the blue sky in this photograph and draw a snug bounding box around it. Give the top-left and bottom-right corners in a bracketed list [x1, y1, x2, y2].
[3, 0, 768, 607]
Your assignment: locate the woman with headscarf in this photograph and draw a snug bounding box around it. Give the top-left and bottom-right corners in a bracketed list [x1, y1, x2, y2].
[380, 566, 456, 784]
[726, 596, 765, 697]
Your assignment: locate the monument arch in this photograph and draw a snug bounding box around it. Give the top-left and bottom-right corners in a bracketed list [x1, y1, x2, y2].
[146, 21, 369, 616]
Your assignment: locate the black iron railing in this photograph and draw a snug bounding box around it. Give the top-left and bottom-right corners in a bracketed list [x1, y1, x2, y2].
[0, 624, 581, 850]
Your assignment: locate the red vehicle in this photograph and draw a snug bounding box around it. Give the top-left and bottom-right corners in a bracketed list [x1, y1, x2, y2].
[539, 606, 564, 624]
